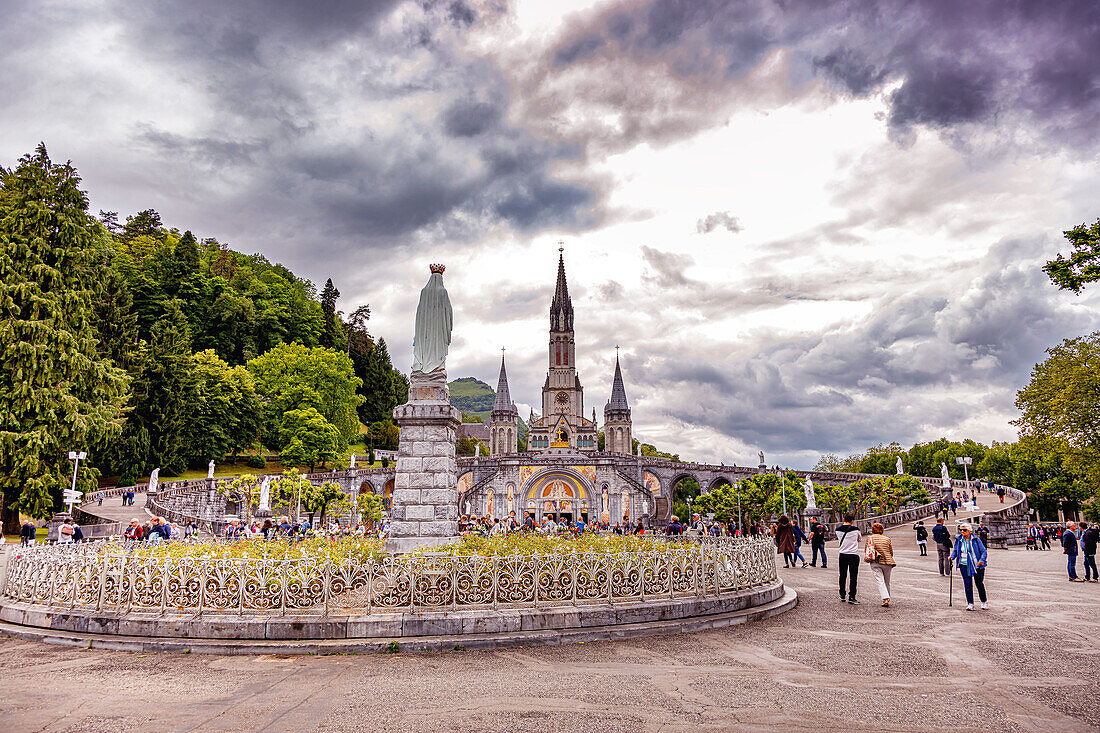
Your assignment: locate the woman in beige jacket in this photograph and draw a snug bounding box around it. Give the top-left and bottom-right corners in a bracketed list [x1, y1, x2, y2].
[865, 522, 897, 607]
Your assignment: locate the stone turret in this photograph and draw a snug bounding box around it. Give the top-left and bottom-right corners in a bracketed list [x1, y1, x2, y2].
[489, 354, 519, 455]
[603, 353, 632, 454]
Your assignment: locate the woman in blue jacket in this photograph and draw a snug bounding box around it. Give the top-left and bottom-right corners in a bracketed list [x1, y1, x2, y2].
[949, 522, 988, 611]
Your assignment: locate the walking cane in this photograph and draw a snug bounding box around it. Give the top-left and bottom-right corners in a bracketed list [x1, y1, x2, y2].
[948, 565, 953, 607]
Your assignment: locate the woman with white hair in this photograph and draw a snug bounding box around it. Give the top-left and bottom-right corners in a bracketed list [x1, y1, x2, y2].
[950, 522, 988, 610]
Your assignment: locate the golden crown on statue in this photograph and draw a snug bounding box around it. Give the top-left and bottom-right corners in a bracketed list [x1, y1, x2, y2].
[429, 263, 446, 274]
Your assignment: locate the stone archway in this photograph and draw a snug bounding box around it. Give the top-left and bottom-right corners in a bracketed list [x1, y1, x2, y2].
[382, 479, 395, 511]
[708, 476, 734, 493]
[522, 469, 592, 521]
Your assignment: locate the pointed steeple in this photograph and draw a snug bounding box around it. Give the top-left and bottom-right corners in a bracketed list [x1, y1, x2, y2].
[608, 353, 629, 411]
[549, 245, 574, 332]
[492, 353, 514, 413]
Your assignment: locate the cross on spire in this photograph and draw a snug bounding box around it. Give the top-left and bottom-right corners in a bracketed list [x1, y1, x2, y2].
[558, 240, 564, 253]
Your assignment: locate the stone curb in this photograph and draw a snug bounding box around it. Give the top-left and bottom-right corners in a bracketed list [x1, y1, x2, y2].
[0, 581, 785, 640]
[0, 587, 796, 655]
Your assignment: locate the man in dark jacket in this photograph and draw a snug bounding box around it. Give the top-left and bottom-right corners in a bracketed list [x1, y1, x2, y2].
[1063, 522, 1082, 581]
[932, 519, 952, 576]
[1080, 521, 1098, 582]
[915, 521, 928, 556]
[809, 520, 828, 567]
[20, 520, 36, 546]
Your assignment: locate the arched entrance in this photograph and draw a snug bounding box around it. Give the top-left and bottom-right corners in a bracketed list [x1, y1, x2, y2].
[382, 479, 395, 511]
[523, 470, 591, 522]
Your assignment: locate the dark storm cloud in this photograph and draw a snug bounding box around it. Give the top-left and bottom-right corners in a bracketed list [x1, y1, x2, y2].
[442, 100, 504, 137]
[135, 125, 268, 167]
[530, 0, 1100, 153]
[630, 237, 1100, 456]
[696, 211, 743, 234]
[2, 0, 601, 265]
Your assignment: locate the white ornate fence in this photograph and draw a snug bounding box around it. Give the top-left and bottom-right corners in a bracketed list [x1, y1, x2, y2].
[1, 538, 777, 617]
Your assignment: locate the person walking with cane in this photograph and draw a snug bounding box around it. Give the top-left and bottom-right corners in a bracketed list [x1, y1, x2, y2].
[950, 522, 988, 610]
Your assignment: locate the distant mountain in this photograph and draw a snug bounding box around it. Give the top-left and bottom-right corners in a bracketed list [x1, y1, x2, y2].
[449, 377, 495, 416]
[449, 377, 527, 442]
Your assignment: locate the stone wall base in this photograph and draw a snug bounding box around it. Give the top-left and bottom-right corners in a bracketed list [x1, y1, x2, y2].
[0, 580, 785, 642]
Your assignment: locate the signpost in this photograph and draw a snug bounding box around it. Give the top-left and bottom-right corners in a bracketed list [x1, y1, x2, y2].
[956, 456, 972, 485]
[65, 451, 86, 512]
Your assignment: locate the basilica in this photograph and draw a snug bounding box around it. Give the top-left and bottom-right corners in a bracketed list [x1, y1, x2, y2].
[456, 251, 660, 525]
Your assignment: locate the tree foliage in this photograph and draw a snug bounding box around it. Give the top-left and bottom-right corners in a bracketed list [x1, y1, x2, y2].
[1044, 218, 1100, 294]
[247, 342, 363, 451]
[0, 145, 129, 530]
[1, 146, 411, 499]
[279, 407, 343, 471]
[359, 491, 385, 527]
[301, 480, 351, 523]
[1012, 333, 1100, 514]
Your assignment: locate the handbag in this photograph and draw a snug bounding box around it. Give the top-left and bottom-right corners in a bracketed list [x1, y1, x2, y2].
[864, 537, 878, 563]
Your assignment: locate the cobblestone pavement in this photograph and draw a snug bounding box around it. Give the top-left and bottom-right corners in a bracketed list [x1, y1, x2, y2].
[2, 514, 1097, 732]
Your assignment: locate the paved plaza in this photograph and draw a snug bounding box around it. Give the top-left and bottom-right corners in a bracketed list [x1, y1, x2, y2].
[2, 518, 1097, 733]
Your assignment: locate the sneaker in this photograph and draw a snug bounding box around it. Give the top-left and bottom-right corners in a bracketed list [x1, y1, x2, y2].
[966, 604, 974, 611]
[802, 562, 808, 568]
[980, 602, 988, 610]
[848, 598, 860, 605]
[840, 596, 848, 603]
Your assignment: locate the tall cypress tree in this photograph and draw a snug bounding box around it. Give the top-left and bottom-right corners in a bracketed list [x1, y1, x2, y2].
[128, 302, 197, 476]
[320, 278, 342, 350]
[0, 145, 129, 532]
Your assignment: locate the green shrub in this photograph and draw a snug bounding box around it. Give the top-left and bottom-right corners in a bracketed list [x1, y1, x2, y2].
[246, 455, 266, 469]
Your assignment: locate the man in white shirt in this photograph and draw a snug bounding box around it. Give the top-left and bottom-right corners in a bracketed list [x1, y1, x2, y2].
[835, 514, 862, 605]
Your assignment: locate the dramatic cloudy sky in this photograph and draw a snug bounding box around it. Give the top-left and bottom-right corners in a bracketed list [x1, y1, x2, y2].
[4, 0, 1099, 467]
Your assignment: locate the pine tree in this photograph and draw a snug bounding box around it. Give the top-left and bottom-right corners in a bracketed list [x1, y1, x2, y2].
[320, 278, 343, 350]
[127, 302, 197, 475]
[0, 145, 129, 532]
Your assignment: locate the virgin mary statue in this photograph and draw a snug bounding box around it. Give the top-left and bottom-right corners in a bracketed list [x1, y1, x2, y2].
[412, 264, 452, 382]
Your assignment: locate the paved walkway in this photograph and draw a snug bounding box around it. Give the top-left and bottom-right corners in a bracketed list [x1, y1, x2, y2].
[78, 492, 148, 524]
[2, 506, 1096, 731]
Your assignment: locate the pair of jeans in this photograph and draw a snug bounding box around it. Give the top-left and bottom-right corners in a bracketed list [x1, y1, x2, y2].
[1085, 554, 1098, 581]
[962, 568, 986, 604]
[870, 564, 893, 600]
[793, 547, 806, 564]
[811, 544, 827, 567]
[1068, 554, 1079, 579]
[839, 553, 859, 600]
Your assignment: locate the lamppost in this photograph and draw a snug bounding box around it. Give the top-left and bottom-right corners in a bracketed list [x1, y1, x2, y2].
[956, 456, 972, 486]
[776, 470, 787, 516]
[64, 451, 87, 513]
[736, 481, 742, 535]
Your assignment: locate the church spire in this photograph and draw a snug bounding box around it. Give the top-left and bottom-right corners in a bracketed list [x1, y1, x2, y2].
[492, 352, 514, 413]
[549, 243, 573, 332]
[609, 352, 629, 411]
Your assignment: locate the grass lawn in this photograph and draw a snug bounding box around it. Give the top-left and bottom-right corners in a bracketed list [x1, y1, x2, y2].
[3, 527, 48, 544]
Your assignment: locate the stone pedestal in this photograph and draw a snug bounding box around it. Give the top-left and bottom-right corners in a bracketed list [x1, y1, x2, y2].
[385, 385, 462, 554]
